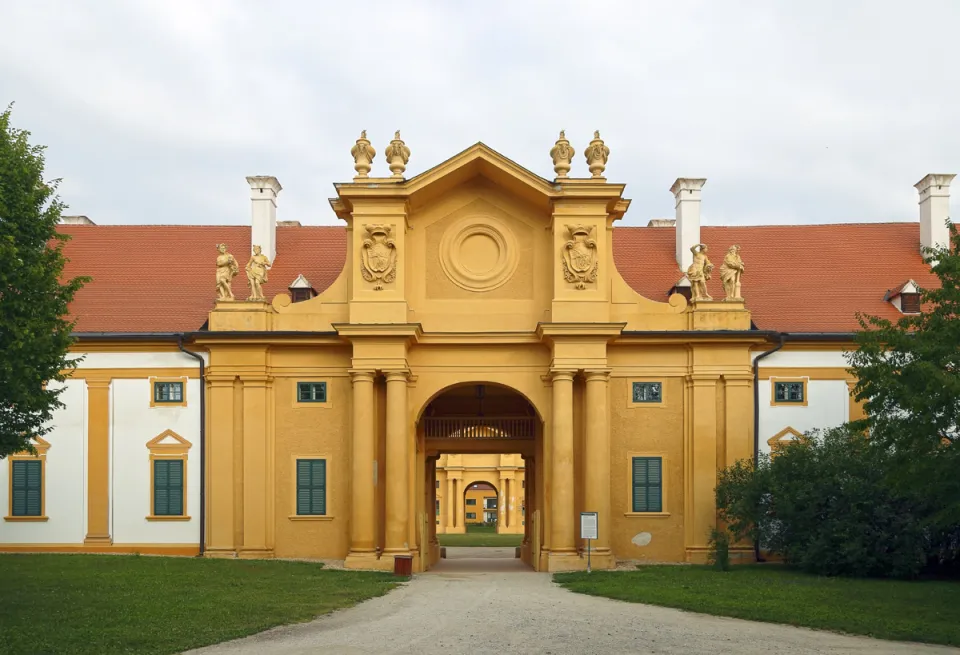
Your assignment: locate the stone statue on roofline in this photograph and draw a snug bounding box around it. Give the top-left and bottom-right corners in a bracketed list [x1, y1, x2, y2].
[215, 243, 240, 301]
[719, 245, 745, 302]
[686, 243, 714, 301]
[246, 244, 271, 301]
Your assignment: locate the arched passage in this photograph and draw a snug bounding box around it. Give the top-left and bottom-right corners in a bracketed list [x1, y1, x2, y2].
[417, 382, 542, 571]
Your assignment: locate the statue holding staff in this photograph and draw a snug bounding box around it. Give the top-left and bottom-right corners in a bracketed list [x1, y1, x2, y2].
[719, 245, 745, 301]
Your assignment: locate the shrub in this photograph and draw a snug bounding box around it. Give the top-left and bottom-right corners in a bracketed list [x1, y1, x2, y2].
[707, 528, 731, 571]
[717, 426, 931, 578]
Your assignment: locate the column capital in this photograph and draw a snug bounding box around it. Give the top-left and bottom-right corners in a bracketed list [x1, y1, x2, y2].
[383, 369, 411, 383]
[349, 369, 376, 383]
[584, 369, 611, 382]
[549, 369, 577, 383]
[206, 375, 237, 386]
[85, 378, 112, 389]
[687, 373, 720, 385]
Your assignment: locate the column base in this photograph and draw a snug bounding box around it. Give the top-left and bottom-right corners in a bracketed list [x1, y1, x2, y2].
[344, 550, 387, 571]
[685, 547, 711, 564]
[83, 535, 112, 545]
[237, 548, 275, 560]
[203, 548, 238, 559]
[545, 549, 583, 572]
[581, 548, 615, 571]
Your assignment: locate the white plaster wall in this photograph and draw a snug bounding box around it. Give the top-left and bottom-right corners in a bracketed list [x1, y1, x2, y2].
[758, 379, 850, 455]
[71, 351, 209, 368]
[0, 380, 86, 544]
[753, 350, 850, 368]
[111, 378, 201, 544]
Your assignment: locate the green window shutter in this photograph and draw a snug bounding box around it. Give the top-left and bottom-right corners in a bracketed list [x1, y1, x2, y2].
[154, 460, 184, 516]
[632, 457, 663, 513]
[296, 459, 326, 515]
[12, 460, 42, 517]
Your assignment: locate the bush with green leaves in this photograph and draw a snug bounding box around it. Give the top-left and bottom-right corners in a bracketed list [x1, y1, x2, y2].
[717, 427, 929, 578]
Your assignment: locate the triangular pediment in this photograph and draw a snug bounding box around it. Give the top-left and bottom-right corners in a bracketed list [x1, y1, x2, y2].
[15, 435, 51, 457]
[767, 426, 808, 451]
[146, 429, 192, 454]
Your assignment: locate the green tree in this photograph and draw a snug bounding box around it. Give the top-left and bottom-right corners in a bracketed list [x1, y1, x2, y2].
[0, 105, 87, 458]
[847, 225, 960, 529]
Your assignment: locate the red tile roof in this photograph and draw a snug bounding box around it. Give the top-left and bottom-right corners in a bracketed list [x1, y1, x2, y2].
[58, 222, 936, 334]
[59, 225, 345, 333]
[613, 223, 939, 332]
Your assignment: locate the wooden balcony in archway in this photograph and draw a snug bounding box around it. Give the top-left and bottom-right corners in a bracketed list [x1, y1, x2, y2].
[421, 416, 537, 440]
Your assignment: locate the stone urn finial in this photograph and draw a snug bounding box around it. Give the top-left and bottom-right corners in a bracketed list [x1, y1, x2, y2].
[384, 130, 411, 179]
[550, 130, 575, 179]
[351, 130, 376, 179]
[583, 130, 610, 178]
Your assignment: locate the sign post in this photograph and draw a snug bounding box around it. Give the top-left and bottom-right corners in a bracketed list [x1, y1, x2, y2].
[580, 512, 598, 573]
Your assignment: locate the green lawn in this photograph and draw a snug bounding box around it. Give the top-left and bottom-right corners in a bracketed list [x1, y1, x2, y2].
[0, 554, 399, 655]
[438, 524, 523, 547]
[554, 565, 960, 647]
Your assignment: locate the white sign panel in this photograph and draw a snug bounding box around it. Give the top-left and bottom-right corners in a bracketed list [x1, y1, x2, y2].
[580, 512, 598, 540]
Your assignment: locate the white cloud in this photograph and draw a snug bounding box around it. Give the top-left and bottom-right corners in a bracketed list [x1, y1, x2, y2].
[0, 0, 956, 227]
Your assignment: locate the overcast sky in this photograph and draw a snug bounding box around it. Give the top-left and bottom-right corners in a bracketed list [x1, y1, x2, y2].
[1, 0, 956, 228]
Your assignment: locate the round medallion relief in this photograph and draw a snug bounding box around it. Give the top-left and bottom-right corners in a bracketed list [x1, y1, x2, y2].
[439, 216, 519, 292]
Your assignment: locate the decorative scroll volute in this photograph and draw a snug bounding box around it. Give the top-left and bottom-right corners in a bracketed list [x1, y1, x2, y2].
[561, 224, 598, 290]
[360, 224, 398, 290]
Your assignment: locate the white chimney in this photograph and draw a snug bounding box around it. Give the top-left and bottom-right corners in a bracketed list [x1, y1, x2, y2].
[246, 175, 282, 262]
[915, 173, 955, 254]
[670, 178, 706, 271]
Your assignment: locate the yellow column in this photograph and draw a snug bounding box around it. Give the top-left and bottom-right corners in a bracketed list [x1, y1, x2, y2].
[499, 474, 508, 530]
[583, 370, 612, 564]
[205, 376, 236, 557]
[688, 374, 719, 563]
[429, 458, 439, 545]
[345, 371, 377, 568]
[84, 379, 111, 544]
[847, 380, 866, 422]
[453, 478, 463, 531]
[549, 370, 577, 567]
[446, 476, 456, 530]
[724, 376, 754, 467]
[384, 371, 410, 556]
[240, 376, 271, 558]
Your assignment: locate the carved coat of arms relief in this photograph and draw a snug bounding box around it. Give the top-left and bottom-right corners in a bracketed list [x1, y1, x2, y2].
[360, 224, 398, 290]
[561, 224, 598, 290]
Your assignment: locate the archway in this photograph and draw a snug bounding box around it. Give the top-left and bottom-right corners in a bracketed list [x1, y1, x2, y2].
[416, 382, 542, 572]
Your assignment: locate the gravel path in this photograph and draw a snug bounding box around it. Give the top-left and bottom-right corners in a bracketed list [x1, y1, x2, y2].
[186, 549, 957, 655]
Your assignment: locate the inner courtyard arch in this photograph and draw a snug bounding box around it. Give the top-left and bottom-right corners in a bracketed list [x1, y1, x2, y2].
[417, 382, 542, 570]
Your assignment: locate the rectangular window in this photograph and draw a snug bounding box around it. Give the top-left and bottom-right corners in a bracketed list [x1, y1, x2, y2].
[484, 498, 497, 509]
[296, 459, 326, 515]
[153, 459, 184, 516]
[632, 382, 662, 403]
[466, 498, 476, 506]
[11, 460, 42, 517]
[435, 480, 440, 488]
[900, 292, 921, 314]
[466, 512, 476, 519]
[154, 381, 183, 403]
[297, 382, 327, 403]
[774, 381, 805, 403]
[435, 500, 440, 516]
[632, 457, 663, 513]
